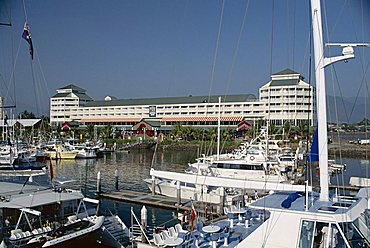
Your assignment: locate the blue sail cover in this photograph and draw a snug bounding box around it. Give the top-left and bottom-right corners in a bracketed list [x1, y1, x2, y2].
[308, 128, 319, 162]
[281, 192, 304, 208]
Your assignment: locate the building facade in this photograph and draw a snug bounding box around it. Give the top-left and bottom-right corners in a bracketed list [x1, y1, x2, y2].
[50, 84, 93, 125]
[50, 69, 314, 131]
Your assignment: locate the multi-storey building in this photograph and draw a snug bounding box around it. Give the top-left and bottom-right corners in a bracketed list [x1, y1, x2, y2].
[260, 69, 314, 127]
[50, 69, 314, 132]
[50, 84, 93, 125]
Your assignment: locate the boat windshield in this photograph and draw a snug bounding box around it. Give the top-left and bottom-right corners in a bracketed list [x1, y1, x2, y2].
[299, 215, 370, 248]
[338, 209, 370, 247]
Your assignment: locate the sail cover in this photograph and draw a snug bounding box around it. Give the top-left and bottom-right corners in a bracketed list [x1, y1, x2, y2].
[308, 128, 319, 162]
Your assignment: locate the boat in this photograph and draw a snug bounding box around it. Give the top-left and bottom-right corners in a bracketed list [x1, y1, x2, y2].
[133, 0, 370, 247]
[64, 139, 97, 159]
[146, 133, 305, 202]
[44, 145, 77, 160]
[0, 179, 129, 248]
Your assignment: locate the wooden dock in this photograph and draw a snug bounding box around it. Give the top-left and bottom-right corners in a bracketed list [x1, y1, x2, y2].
[98, 190, 221, 216]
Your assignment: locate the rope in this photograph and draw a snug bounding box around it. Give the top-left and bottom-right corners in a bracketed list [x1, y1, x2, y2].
[206, 0, 225, 101]
[269, 0, 275, 76]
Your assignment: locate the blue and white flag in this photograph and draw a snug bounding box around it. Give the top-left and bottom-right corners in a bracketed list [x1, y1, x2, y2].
[22, 22, 34, 60]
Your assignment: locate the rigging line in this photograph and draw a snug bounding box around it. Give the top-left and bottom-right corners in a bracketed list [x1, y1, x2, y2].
[331, 66, 350, 123]
[29, 54, 40, 115]
[328, 64, 343, 164]
[206, 0, 224, 101]
[291, 0, 296, 69]
[9, 1, 16, 109]
[5, 32, 23, 106]
[223, 0, 250, 98]
[325, 0, 347, 38]
[347, 59, 370, 121]
[269, 0, 275, 76]
[22, 0, 29, 23]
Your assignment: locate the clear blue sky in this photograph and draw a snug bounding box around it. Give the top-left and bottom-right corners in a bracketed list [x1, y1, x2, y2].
[0, 0, 369, 117]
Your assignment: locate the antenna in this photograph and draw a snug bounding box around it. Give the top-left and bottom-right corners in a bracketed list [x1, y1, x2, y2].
[323, 43, 370, 68]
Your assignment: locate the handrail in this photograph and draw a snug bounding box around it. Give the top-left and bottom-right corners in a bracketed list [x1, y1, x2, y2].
[130, 208, 151, 245]
[155, 216, 179, 228]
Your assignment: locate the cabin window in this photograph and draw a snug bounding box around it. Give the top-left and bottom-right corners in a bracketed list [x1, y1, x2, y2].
[299, 221, 346, 248]
[338, 210, 370, 247]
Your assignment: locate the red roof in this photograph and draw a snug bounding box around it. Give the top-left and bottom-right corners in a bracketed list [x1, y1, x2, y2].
[161, 116, 243, 122]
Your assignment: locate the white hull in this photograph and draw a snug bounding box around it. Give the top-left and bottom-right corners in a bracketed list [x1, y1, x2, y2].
[145, 178, 239, 205]
[75, 150, 97, 159]
[150, 168, 310, 194]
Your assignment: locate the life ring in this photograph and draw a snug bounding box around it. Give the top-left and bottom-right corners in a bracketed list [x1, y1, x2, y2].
[250, 156, 255, 161]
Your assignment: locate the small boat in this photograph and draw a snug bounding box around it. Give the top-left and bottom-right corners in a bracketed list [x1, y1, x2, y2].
[26, 215, 105, 248]
[44, 145, 77, 160]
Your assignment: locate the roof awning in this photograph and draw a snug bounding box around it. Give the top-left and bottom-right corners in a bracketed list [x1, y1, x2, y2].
[79, 118, 142, 123]
[161, 116, 243, 122]
[20, 208, 41, 216]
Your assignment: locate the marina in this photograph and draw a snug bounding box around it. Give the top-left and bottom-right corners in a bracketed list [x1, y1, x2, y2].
[0, 0, 369, 247]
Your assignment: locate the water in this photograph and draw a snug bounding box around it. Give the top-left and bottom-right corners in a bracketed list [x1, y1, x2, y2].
[30, 149, 197, 228]
[8, 150, 369, 228]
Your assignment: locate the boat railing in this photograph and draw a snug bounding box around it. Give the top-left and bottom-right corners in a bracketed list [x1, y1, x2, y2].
[130, 207, 152, 245]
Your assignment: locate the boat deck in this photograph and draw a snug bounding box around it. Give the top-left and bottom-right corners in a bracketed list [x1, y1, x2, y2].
[99, 190, 221, 215]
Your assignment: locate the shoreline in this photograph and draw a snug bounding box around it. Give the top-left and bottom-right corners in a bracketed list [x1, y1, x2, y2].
[157, 141, 370, 159]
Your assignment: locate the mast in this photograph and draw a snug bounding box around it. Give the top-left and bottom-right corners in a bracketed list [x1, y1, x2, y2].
[311, 0, 329, 201]
[311, 0, 368, 202]
[217, 96, 221, 160]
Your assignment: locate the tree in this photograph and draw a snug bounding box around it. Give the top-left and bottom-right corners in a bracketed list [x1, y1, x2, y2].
[18, 110, 36, 119]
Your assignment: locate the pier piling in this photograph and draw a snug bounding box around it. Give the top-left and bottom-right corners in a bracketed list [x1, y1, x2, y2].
[115, 169, 119, 190]
[176, 181, 181, 207]
[141, 206, 147, 243]
[97, 171, 101, 193]
[151, 175, 156, 196]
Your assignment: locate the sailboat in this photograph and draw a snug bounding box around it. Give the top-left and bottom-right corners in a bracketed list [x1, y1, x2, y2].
[132, 0, 370, 247]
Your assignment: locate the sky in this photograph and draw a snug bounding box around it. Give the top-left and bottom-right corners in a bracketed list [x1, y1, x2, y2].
[0, 0, 369, 117]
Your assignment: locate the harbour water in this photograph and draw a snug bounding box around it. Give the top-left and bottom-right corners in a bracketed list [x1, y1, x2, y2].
[5, 149, 369, 229]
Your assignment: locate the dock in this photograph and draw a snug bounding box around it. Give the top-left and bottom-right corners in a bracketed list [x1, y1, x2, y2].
[98, 190, 221, 216]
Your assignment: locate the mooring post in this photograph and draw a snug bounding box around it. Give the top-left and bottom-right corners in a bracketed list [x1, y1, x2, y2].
[242, 188, 246, 207]
[115, 169, 119, 190]
[176, 181, 181, 207]
[97, 171, 101, 193]
[220, 187, 225, 214]
[151, 175, 156, 196]
[141, 205, 147, 243]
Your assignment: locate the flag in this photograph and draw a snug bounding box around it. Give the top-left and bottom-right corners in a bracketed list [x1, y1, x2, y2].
[237, 120, 251, 131]
[22, 22, 34, 60]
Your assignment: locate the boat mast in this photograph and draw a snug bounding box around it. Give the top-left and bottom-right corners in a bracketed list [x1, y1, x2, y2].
[217, 96, 221, 160]
[311, 0, 329, 201]
[311, 0, 369, 201]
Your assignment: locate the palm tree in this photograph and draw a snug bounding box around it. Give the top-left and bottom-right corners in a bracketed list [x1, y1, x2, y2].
[170, 122, 183, 140]
[85, 124, 95, 140]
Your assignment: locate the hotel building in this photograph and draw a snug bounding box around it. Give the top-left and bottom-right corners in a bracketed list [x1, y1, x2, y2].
[50, 69, 314, 132]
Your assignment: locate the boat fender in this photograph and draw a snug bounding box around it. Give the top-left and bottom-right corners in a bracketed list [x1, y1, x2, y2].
[204, 204, 212, 218]
[182, 211, 188, 223]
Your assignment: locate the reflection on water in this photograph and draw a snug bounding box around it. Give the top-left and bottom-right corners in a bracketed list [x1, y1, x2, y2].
[50, 150, 196, 227]
[7, 149, 368, 227]
[330, 158, 370, 187]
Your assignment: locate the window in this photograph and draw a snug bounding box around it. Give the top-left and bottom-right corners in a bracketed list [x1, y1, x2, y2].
[299, 221, 345, 248]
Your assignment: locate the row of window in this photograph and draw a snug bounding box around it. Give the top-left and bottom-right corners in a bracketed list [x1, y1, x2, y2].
[260, 88, 311, 93]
